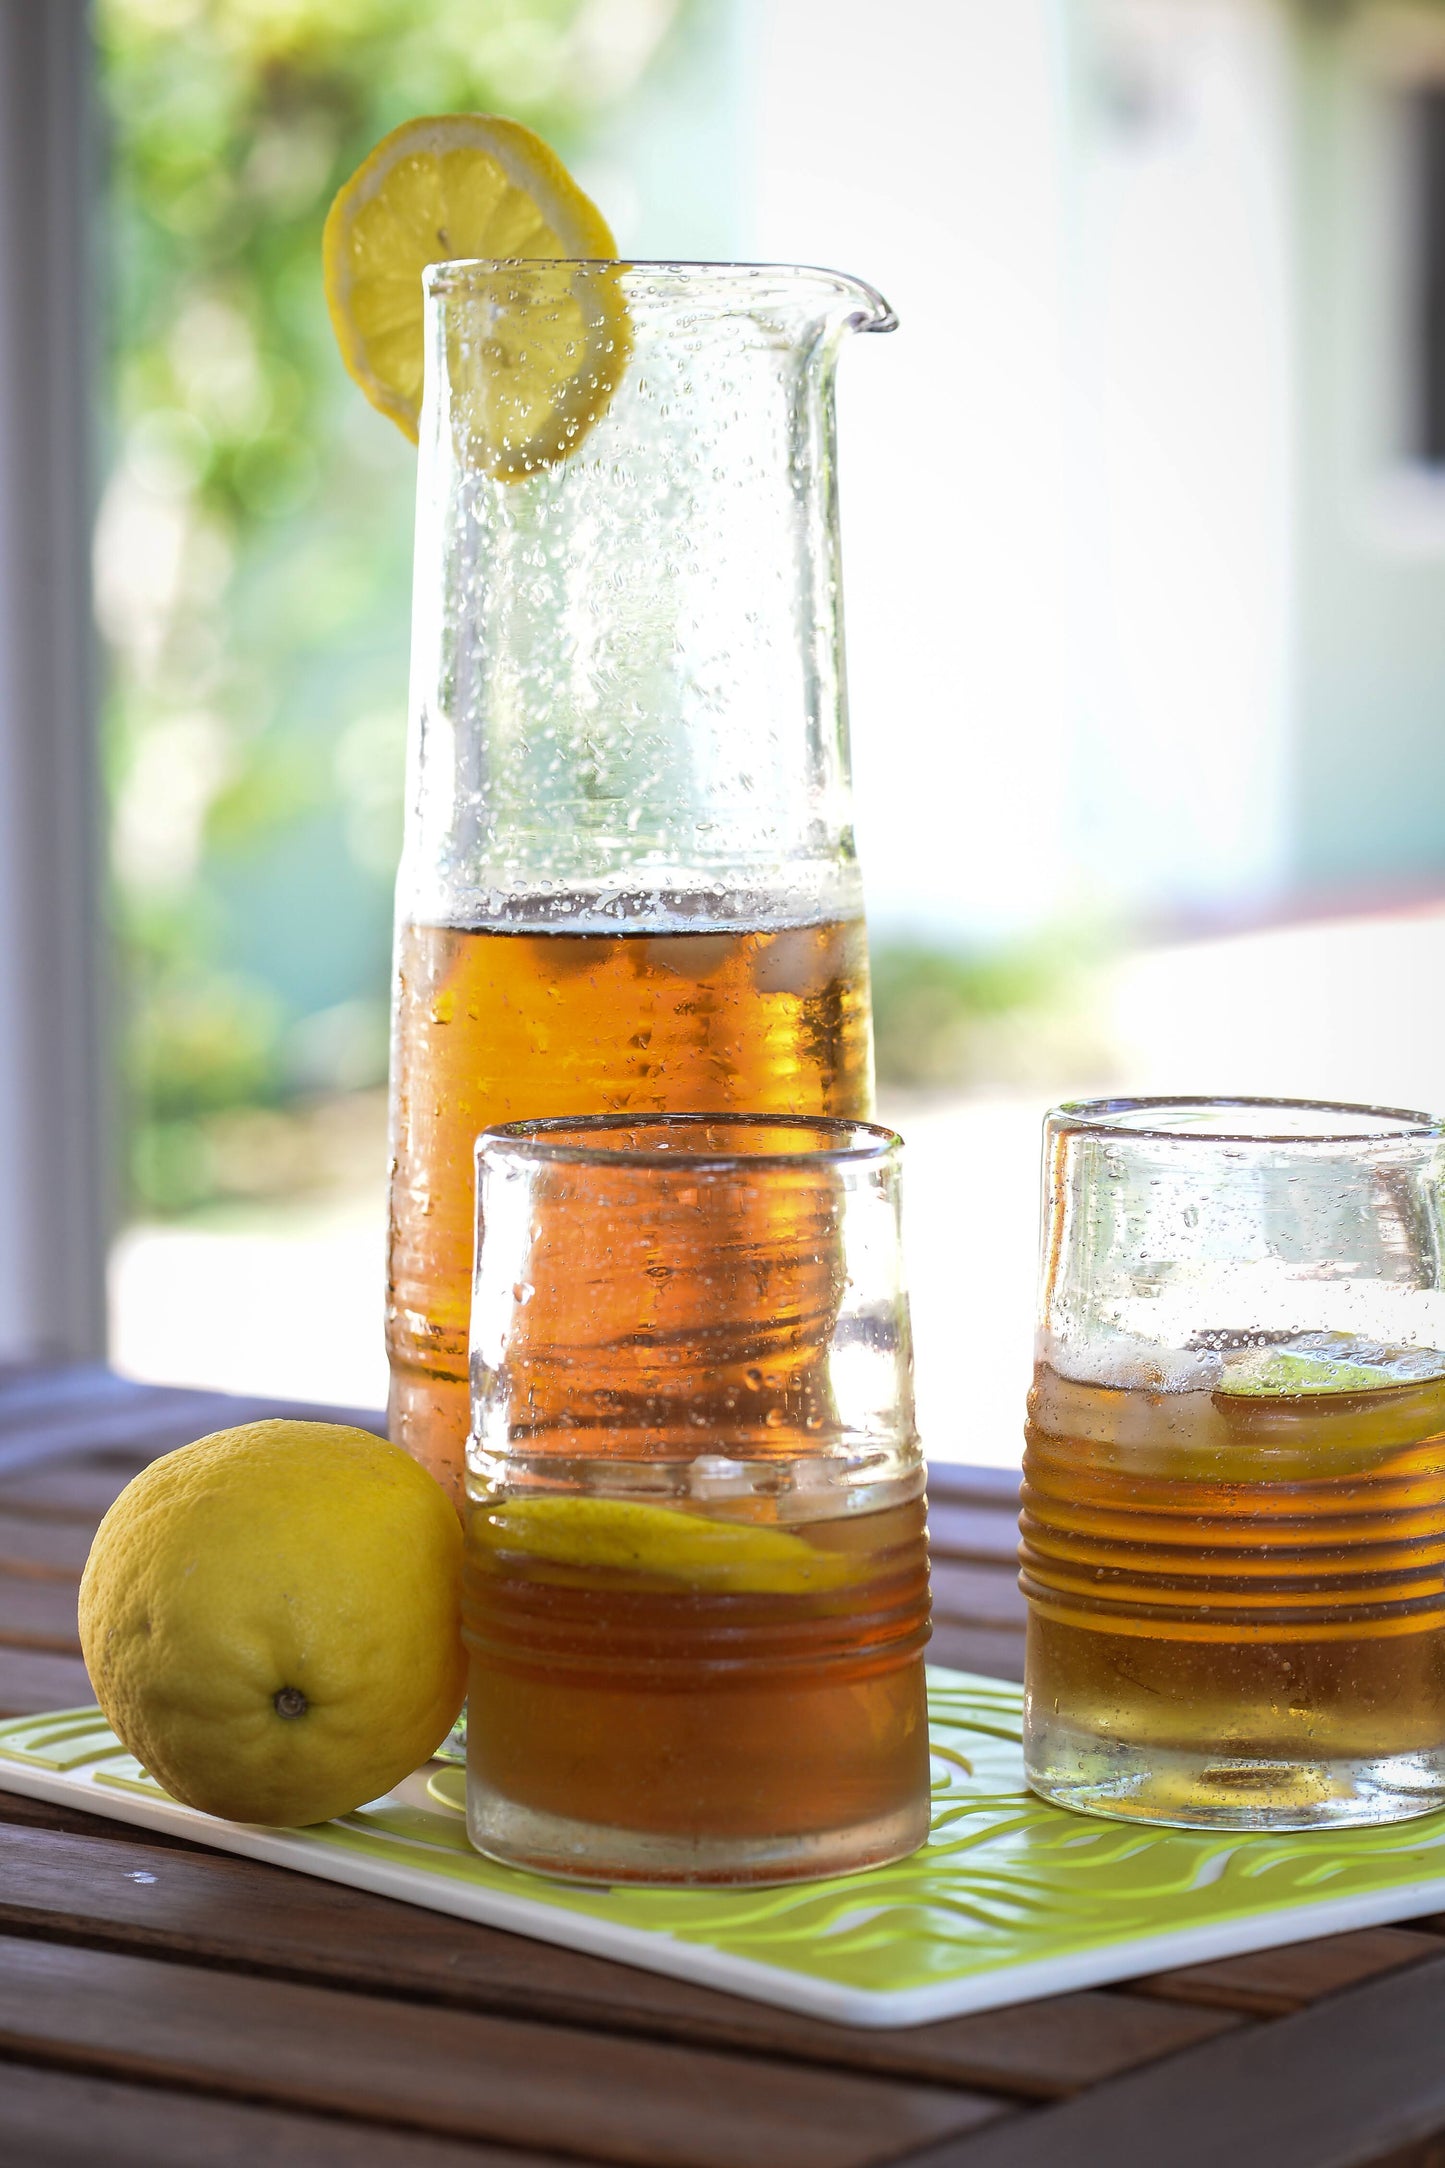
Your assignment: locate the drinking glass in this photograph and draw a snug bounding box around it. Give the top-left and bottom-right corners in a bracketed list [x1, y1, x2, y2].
[387, 262, 895, 1504]
[1022, 1096, 1445, 1830]
[464, 1113, 931, 1884]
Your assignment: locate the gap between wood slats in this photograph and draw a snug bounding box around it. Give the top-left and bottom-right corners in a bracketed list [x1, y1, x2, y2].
[1126, 1927, 1445, 2017]
[0, 2055, 594, 2168]
[928, 1562, 1026, 1632]
[0, 1816, 1241, 2101]
[890, 1947, 1445, 2168]
[0, 1934, 1002, 2168]
[925, 1504, 1020, 1565]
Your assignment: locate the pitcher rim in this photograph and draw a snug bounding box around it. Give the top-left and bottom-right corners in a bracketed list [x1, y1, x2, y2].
[423, 257, 897, 332]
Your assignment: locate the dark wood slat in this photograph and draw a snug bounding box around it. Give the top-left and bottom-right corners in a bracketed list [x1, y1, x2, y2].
[0, 1458, 149, 1522]
[0, 1576, 80, 1651]
[0, 2057, 577, 2168]
[0, 1648, 93, 1716]
[0, 1514, 94, 1579]
[1134, 1926, 1444, 2016]
[0, 1369, 385, 1478]
[929, 1561, 1027, 1632]
[0, 1390, 277, 1472]
[892, 1950, 1445, 2168]
[925, 1466, 1021, 1510]
[0, 1790, 208, 1847]
[1389, 1911, 1445, 1937]
[925, 1622, 1025, 1682]
[926, 1503, 1020, 1565]
[0, 1367, 154, 1432]
[0, 1818, 1239, 2099]
[0, 1935, 1001, 2168]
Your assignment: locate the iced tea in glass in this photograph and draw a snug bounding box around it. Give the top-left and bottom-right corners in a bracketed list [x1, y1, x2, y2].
[1022, 1098, 1445, 1830]
[464, 1114, 931, 1884]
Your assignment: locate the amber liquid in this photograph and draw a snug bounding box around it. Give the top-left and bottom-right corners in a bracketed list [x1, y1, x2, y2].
[1022, 1363, 1445, 1803]
[386, 916, 874, 1500]
[464, 1494, 931, 1881]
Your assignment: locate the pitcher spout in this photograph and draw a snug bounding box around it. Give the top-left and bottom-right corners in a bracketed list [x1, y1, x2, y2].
[800, 265, 897, 337]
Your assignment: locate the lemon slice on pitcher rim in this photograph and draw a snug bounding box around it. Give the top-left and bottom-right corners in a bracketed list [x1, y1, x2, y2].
[323, 113, 628, 476]
[475, 1495, 858, 1596]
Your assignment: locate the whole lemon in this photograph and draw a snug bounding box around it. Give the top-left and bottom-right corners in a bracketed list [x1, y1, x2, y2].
[79, 1419, 466, 1826]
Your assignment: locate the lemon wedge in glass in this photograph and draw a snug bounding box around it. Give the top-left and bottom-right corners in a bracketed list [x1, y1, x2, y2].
[1217, 1349, 1396, 1397]
[474, 1496, 857, 1595]
[1217, 1337, 1445, 1397]
[323, 113, 628, 475]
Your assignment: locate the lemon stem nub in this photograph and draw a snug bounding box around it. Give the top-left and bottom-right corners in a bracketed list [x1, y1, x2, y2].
[273, 1686, 308, 1720]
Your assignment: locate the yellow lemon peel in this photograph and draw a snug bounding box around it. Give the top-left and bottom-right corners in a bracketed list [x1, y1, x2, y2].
[475, 1495, 858, 1595]
[79, 1420, 466, 1827]
[323, 112, 629, 476]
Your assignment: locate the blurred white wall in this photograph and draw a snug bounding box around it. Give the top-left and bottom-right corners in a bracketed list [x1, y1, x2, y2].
[1290, 3, 1445, 892]
[743, 0, 1074, 939]
[743, 0, 1296, 940]
[1070, 0, 1295, 919]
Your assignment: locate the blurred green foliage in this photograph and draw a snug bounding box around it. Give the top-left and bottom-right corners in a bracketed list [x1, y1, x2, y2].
[98, 0, 691, 1214]
[870, 933, 1110, 1094]
[98, 0, 1087, 1214]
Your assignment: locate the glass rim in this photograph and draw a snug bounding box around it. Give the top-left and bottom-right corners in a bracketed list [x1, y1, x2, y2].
[1051, 1095, 1445, 1145]
[476, 1111, 901, 1170]
[422, 257, 897, 330]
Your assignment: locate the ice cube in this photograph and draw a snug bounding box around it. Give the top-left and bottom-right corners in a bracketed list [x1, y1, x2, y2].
[1038, 1329, 1224, 1395]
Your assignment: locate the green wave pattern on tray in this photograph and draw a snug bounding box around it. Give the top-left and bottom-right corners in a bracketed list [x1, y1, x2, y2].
[7, 1671, 1445, 1997]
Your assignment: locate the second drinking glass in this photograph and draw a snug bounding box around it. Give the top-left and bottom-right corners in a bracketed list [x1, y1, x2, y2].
[1022, 1097, 1445, 1831]
[463, 1113, 932, 1885]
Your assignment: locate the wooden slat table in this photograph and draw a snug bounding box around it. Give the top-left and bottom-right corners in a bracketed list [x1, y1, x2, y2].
[3, 1368, 1445, 2166]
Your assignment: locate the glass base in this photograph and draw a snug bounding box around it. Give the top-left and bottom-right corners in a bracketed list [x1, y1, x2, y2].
[1025, 1713, 1445, 1831]
[466, 1782, 930, 1887]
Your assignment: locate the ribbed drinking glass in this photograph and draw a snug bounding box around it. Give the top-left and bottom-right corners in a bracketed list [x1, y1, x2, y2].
[1023, 1096, 1445, 1830]
[464, 1113, 932, 1884]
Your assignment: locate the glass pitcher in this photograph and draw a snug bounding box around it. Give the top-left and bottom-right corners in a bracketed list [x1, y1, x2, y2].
[387, 260, 896, 1499]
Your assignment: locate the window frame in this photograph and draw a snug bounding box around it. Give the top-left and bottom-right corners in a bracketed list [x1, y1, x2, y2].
[0, 0, 108, 1366]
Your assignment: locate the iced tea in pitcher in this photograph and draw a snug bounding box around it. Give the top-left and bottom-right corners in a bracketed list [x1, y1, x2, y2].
[388, 914, 872, 1500]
